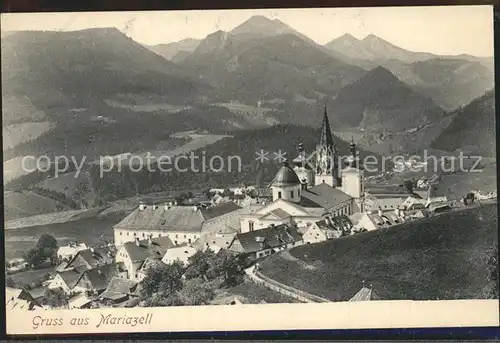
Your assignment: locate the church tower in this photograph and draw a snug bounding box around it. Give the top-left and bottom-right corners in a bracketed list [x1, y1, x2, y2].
[271, 160, 302, 203]
[341, 138, 365, 212]
[315, 106, 339, 187]
[292, 143, 314, 188]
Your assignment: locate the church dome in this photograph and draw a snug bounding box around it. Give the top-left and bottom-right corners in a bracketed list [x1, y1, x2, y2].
[272, 161, 301, 187]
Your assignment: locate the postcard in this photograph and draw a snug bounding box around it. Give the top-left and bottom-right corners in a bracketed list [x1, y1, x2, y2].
[2, 5, 498, 336]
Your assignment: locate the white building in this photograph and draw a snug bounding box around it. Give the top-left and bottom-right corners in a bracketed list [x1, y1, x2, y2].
[161, 244, 198, 266]
[57, 242, 88, 261]
[113, 202, 241, 247]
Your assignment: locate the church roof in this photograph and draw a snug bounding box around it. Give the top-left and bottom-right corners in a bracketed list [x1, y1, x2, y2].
[301, 183, 352, 210]
[271, 162, 301, 187]
[318, 106, 335, 151]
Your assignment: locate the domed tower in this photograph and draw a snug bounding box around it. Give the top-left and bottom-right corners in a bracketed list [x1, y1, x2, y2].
[292, 143, 314, 188]
[315, 106, 339, 187]
[271, 160, 302, 203]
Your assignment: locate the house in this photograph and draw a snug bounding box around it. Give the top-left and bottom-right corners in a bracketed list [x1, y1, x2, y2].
[425, 196, 448, 208]
[252, 187, 273, 203]
[72, 263, 125, 295]
[57, 242, 88, 261]
[99, 277, 139, 304]
[209, 188, 225, 195]
[349, 285, 380, 301]
[113, 202, 242, 247]
[5, 287, 42, 311]
[116, 236, 174, 281]
[59, 246, 115, 272]
[350, 208, 406, 232]
[48, 269, 84, 294]
[303, 215, 352, 244]
[161, 243, 198, 266]
[428, 202, 452, 214]
[135, 257, 164, 282]
[402, 196, 426, 211]
[228, 223, 303, 260]
[68, 293, 92, 309]
[416, 176, 429, 189]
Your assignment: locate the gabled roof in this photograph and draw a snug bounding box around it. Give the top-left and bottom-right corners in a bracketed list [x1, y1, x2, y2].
[200, 202, 242, 221]
[78, 264, 122, 291]
[123, 236, 175, 263]
[100, 277, 139, 300]
[69, 293, 92, 308]
[57, 269, 84, 289]
[349, 286, 380, 301]
[114, 202, 241, 232]
[64, 246, 115, 270]
[301, 183, 352, 209]
[316, 215, 352, 232]
[230, 224, 302, 254]
[260, 208, 292, 220]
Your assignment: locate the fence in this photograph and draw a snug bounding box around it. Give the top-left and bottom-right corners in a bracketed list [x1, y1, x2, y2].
[247, 268, 330, 303]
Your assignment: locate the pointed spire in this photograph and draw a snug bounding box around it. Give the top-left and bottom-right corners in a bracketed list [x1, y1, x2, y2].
[319, 105, 334, 151]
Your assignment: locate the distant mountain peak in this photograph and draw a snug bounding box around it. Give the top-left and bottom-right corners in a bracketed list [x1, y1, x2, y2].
[230, 15, 295, 38]
[362, 33, 381, 42]
[338, 33, 360, 41]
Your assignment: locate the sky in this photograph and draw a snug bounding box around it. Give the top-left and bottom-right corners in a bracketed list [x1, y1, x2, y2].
[0, 6, 494, 57]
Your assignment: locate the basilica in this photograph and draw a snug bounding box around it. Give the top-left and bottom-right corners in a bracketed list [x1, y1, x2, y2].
[238, 106, 365, 233]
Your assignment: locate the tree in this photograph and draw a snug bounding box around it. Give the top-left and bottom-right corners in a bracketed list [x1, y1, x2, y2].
[24, 247, 47, 269]
[34, 234, 58, 265]
[141, 261, 184, 298]
[42, 288, 68, 309]
[36, 234, 58, 251]
[72, 181, 90, 209]
[179, 278, 215, 306]
[184, 250, 216, 280]
[403, 180, 414, 194]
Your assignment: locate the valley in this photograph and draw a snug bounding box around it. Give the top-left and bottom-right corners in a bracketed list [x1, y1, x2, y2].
[2, 14, 495, 248]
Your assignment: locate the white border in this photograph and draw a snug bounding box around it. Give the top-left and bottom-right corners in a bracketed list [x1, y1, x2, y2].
[7, 300, 500, 335]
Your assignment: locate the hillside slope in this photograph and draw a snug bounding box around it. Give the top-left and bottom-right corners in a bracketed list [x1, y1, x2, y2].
[384, 58, 494, 111]
[1, 28, 210, 124]
[260, 203, 498, 301]
[431, 90, 495, 156]
[328, 66, 445, 131]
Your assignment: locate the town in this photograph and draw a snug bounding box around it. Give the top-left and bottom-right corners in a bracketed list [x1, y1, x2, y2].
[6, 108, 497, 311]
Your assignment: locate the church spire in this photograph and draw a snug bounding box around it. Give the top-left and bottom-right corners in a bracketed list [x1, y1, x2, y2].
[315, 106, 338, 187]
[319, 105, 335, 151]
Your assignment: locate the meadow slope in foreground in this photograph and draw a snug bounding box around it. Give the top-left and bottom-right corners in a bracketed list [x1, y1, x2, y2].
[260, 203, 498, 301]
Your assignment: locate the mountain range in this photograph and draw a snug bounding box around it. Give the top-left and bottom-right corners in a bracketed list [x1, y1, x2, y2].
[431, 89, 495, 156]
[2, 15, 495, 163]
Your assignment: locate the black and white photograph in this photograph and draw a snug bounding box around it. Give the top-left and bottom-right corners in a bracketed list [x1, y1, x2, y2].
[2, 5, 498, 335]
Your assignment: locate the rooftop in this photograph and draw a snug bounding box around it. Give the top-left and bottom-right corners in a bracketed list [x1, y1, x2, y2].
[230, 224, 302, 254]
[123, 236, 175, 263]
[301, 183, 352, 209]
[271, 162, 301, 187]
[115, 202, 241, 232]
